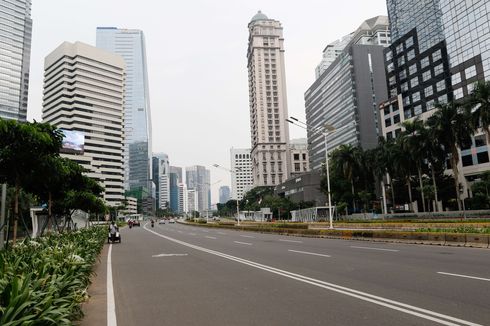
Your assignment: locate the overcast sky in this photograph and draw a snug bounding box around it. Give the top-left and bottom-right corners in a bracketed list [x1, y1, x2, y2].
[27, 0, 388, 204]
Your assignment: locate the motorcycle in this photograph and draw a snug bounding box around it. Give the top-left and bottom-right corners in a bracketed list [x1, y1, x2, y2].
[151, 220, 154, 228]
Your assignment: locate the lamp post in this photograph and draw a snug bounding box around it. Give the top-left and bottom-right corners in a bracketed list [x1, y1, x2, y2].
[213, 164, 242, 226]
[287, 117, 354, 229]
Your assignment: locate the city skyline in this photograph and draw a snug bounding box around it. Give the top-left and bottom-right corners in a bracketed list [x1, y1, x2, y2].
[24, 0, 388, 203]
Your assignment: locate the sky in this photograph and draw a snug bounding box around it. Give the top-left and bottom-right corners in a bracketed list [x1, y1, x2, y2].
[27, 0, 388, 205]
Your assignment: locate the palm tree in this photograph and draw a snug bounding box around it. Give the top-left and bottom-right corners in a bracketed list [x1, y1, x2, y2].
[391, 138, 415, 211]
[467, 81, 490, 144]
[401, 119, 428, 212]
[427, 102, 473, 210]
[330, 144, 361, 211]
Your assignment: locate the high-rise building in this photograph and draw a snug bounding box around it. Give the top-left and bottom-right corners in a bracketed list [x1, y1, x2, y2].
[305, 16, 390, 170]
[185, 165, 210, 212]
[380, 0, 490, 196]
[219, 186, 231, 204]
[0, 0, 32, 121]
[169, 166, 182, 213]
[230, 148, 253, 200]
[152, 153, 170, 210]
[96, 27, 153, 213]
[187, 189, 198, 214]
[42, 41, 125, 206]
[289, 138, 310, 178]
[247, 11, 291, 187]
[315, 34, 353, 79]
[179, 183, 187, 213]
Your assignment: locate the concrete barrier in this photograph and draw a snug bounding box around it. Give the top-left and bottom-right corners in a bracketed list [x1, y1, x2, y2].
[445, 233, 466, 247]
[426, 233, 445, 245]
[464, 234, 490, 248]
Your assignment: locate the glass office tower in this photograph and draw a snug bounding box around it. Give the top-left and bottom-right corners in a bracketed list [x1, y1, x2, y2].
[0, 0, 32, 121]
[96, 27, 154, 215]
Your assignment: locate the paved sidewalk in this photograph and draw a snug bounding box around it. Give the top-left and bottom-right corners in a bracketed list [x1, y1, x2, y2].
[79, 244, 108, 325]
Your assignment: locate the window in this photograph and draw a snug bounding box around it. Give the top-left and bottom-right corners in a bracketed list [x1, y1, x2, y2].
[385, 51, 393, 61]
[436, 80, 446, 92]
[389, 76, 396, 85]
[293, 153, 299, 160]
[452, 72, 461, 85]
[412, 92, 421, 102]
[409, 64, 417, 76]
[462, 155, 473, 167]
[477, 152, 489, 164]
[434, 64, 443, 76]
[404, 109, 412, 119]
[384, 106, 390, 115]
[399, 70, 407, 80]
[405, 36, 414, 48]
[425, 86, 434, 97]
[407, 49, 415, 61]
[432, 49, 442, 62]
[438, 94, 448, 104]
[422, 70, 432, 82]
[414, 105, 422, 115]
[393, 115, 400, 124]
[421, 57, 430, 68]
[403, 96, 410, 106]
[410, 77, 419, 88]
[385, 118, 392, 127]
[465, 66, 477, 79]
[475, 135, 486, 147]
[294, 163, 301, 171]
[401, 82, 409, 92]
[396, 43, 404, 54]
[398, 56, 405, 66]
[454, 88, 464, 100]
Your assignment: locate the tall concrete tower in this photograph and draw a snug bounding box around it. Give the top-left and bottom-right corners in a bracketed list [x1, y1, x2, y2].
[247, 11, 291, 187]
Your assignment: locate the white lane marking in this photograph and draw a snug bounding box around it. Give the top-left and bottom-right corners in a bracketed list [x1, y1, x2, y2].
[217, 232, 227, 235]
[189, 233, 197, 236]
[107, 244, 117, 326]
[202, 230, 210, 233]
[152, 253, 188, 257]
[240, 235, 255, 238]
[143, 225, 480, 326]
[437, 272, 490, 282]
[288, 249, 331, 258]
[234, 241, 253, 246]
[351, 246, 399, 252]
[279, 239, 303, 243]
[177, 230, 183, 233]
[205, 236, 217, 240]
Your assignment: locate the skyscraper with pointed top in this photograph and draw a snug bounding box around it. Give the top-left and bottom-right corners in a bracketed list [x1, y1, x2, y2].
[247, 11, 291, 187]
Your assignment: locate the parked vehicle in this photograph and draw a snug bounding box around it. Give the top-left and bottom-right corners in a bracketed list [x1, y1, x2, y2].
[169, 218, 176, 224]
[158, 219, 166, 224]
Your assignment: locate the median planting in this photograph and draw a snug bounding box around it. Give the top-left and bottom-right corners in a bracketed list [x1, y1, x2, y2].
[0, 227, 106, 325]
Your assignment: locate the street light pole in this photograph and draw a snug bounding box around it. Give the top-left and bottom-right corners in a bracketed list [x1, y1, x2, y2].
[287, 117, 354, 229]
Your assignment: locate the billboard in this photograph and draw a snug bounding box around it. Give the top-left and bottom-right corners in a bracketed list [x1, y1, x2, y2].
[60, 129, 84, 154]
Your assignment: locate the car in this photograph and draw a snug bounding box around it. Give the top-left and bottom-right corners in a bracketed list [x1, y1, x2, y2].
[212, 217, 220, 221]
[158, 219, 166, 224]
[132, 220, 141, 227]
[169, 218, 175, 224]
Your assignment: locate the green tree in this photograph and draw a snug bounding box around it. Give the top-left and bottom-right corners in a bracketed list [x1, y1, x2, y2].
[427, 102, 473, 210]
[0, 119, 63, 243]
[330, 145, 361, 211]
[467, 81, 490, 144]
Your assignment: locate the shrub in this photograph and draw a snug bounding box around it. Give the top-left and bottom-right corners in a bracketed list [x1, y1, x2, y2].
[0, 227, 106, 324]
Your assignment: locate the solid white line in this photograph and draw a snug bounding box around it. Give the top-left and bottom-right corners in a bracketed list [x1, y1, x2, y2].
[143, 225, 481, 326]
[217, 232, 227, 235]
[351, 246, 399, 252]
[234, 241, 253, 245]
[205, 236, 217, 239]
[437, 272, 490, 282]
[152, 253, 188, 257]
[177, 230, 183, 233]
[288, 249, 331, 258]
[279, 239, 303, 243]
[189, 233, 197, 235]
[202, 230, 210, 233]
[240, 235, 255, 238]
[107, 244, 117, 326]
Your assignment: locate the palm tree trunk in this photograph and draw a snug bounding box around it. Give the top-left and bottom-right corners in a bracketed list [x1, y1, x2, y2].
[388, 174, 396, 210]
[13, 180, 19, 244]
[48, 191, 52, 232]
[417, 164, 426, 212]
[451, 148, 462, 211]
[351, 180, 356, 212]
[431, 165, 439, 212]
[407, 178, 414, 211]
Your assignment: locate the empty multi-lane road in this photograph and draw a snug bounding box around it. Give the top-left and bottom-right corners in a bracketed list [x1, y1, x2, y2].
[108, 222, 490, 326]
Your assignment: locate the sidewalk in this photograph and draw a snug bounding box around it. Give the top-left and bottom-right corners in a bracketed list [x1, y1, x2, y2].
[78, 244, 108, 325]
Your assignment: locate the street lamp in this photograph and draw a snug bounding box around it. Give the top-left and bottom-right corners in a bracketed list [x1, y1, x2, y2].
[287, 117, 354, 229]
[213, 164, 242, 226]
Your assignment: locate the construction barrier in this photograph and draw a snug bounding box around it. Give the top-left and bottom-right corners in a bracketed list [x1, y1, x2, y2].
[464, 234, 490, 248]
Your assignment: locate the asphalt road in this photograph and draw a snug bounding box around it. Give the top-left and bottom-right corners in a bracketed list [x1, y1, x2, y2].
[110, 222, 490, 326]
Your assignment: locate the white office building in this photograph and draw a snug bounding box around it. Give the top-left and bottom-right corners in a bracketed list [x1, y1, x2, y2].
[230, 148, 253, 200]
[42, 41, 125, 206]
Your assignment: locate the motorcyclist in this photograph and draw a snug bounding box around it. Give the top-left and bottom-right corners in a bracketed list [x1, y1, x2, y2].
[109, 221, 118, 242]
[151, 219, 154, 228]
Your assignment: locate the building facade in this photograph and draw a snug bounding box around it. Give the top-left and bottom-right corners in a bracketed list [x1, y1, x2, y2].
[42, 41, 125, 206]
[187, 189, 198, 214]
[219, 186, 231, 204]
[152, 153, 170, 210]
[169, 166, 183, 213]
[289, 138, 310, 177]
[305, 16, 390, 170]
[315, 34, 353, 79]
[275, 170, 327, 206]
[96, 27, 154, 212]
[230, 148, 253, 200]
[379, 0, 490, 196]
[247, 11, 291, 187]
[185, 165, 210, 212]
[0, 0, 32, 121]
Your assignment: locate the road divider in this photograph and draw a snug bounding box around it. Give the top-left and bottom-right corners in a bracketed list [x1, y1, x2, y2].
[143, 225, 482, 326]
